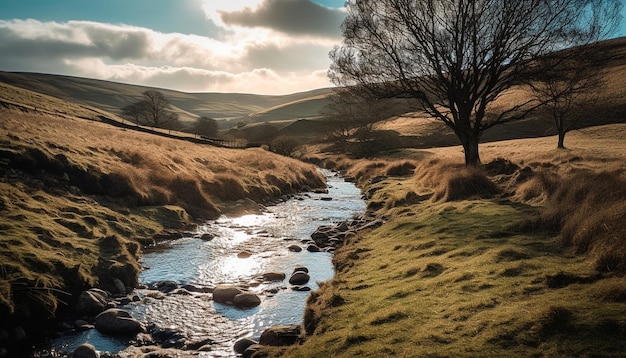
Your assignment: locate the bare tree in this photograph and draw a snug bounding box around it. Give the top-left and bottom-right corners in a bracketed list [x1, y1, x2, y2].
[121, 101, 147, 126]
[323, 89, 412, 156]
[141, 90, 176, 128]
[120, 90, 179, 130]
[329, 0, 622, 165]
[531, 48, 607, 148]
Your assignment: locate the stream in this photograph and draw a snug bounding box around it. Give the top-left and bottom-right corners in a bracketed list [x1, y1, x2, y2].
[51, 169, 365, 356]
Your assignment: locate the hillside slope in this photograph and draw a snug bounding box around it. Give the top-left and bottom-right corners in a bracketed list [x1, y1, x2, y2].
[0, 85, 327, 355]
[0, 71, 333, 122]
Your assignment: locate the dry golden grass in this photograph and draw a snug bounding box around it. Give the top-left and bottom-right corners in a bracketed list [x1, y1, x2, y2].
[0, 106, 325, 334]
[1, 111, 324, 217]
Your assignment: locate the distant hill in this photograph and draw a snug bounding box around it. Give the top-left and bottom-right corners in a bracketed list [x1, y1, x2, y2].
[243, 92, 332, 123]
[0, 71, 334, 123]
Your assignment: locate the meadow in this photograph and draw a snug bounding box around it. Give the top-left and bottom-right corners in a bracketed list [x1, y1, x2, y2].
[264, 124, 626, 357]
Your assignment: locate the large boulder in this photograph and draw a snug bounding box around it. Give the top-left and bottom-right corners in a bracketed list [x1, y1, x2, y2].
[72, 343, 98, 358]
[75, 289, 109, 317]
[259, 325, 301, 346]
[95, 308, 144, 336]
[212, 285, 244, 304]
[233, 293, 261, 308]
[289, 272, 310, 285]
[233, 337, 258, 354]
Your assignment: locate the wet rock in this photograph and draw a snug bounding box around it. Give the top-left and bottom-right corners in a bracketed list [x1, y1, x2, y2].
[259, 324, 301, 346]
[150, 325, 187, 349]
[213, 285, 244, 304]
[75, 289, 109, 317]
[291, 285, 311, 292]
[72, 343, 98, 358]
[233, 292, 262, 308]
[289, 272, 310, 285]
[237, 251, 253, 258]
[293, 265, 309, 273]
[234, 337, 258, 354]
[112, 278, 127, 296]
[185, 337, 215, 350]
[262, 272, 286, 282]
[288, 244, 302, 252]
[200, 233, 216, 241]
[243, 344, 264, 358]
[153, 280, 179, 293]
[95, 308, 144, 336]
[306, 244, 321, 252]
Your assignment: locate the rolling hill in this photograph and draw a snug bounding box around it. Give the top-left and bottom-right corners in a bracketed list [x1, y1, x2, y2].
[0, 71, 333, 123]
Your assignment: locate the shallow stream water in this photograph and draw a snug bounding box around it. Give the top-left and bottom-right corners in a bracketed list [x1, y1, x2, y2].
[52, 169, 365, 356]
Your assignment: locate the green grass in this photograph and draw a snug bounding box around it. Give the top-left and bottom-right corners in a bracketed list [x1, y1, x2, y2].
[269, 158, 626, 357]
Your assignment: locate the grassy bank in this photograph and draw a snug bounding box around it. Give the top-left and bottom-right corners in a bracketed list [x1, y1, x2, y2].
[0, 100, 325, 348]
[262, 124, 626, 357]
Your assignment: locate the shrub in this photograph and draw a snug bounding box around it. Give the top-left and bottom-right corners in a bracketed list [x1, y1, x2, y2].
[385, 161, 417, 176]
[208, 174, 246, 202]
[434, 167, 499, 201]
[271, 136, 301, 156]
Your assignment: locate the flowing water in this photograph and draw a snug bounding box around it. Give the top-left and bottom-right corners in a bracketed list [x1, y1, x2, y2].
[52, 169, 365, 356]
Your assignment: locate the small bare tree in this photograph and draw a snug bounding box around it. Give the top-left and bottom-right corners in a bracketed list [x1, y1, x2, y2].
[141, 90, 176, 129]
[121, 101, 147, 126]
[323, 89, 411, 156]
[121, 90, 179, 130]
[329, 0, 622, 165]
[531, 47, 608, 149]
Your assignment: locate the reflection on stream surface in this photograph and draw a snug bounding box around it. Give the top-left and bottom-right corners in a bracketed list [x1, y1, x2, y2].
[52, 169, 365, 356]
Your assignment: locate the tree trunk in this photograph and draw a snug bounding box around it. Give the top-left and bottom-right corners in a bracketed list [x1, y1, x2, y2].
[463, 136, 481, 166]
[557, 131, 566, 149]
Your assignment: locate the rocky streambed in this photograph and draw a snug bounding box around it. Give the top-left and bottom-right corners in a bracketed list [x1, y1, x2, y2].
[48, 169, 368, 357]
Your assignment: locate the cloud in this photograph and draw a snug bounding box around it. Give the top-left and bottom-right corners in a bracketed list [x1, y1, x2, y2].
[0, 2, 346, 94]
[218, 0, 345, 38]
[67, 59, 331, 94]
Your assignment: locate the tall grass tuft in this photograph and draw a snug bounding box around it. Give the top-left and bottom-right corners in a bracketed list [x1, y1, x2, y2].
[170, 177, 219, 218]
[209, 173, 247, 202]
[433, 167, 499, 201]
[540, 170, 626, 272]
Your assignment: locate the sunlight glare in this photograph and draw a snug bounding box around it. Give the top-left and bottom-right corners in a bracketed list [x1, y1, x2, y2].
[201, 0, 266, 28]
[221, 255, 261, 280]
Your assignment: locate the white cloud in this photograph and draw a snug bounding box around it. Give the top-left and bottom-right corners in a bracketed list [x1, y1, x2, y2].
[0, 1, 345, 94]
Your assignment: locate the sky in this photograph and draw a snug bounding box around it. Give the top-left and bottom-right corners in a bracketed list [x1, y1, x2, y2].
[0, 1, 624, 95]
[0, 0, 347, 94]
